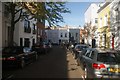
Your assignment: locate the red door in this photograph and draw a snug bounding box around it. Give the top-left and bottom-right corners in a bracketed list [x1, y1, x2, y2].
[112, 37, 114, 49]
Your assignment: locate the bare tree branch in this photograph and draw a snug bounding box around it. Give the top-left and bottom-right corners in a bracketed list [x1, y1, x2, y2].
[14, 9, 22, 24]
[15, 8, 22, 14]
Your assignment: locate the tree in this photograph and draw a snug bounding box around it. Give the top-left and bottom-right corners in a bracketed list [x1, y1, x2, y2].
[84, 23, 91, 37]
[24, 2, 71, 26]
[5, 2, 70, 46]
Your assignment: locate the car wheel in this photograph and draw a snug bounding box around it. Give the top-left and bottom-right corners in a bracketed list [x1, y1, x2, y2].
[20, 59, 25, 68]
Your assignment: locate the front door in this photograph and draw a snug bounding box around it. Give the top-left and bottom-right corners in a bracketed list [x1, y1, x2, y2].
[24, 38, 30, 47]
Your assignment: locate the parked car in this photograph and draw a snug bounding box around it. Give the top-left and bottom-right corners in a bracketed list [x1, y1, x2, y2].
[79, 48, 120, 78]
[43, 42, 52, 52]
[32, 42, 48, 55]
[2, 46, 38, 68]
[77, 48, 90, 66]
[73, 44, 89, 59]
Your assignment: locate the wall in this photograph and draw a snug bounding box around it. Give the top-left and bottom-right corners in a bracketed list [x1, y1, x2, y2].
[46, 30, 59, 44]
[85, 3, 99, 26]
[14, 19, 37, 48]
[59, 29, 69, 43]
[2, 3, 11, 47]
[84, 3, 99, 46]
[69, 29, 80, 43]
[98, 2, 111, 48]
[0, 2, 2, 50]
[0, 2, 2, 80]
[110, 0, 120, 50]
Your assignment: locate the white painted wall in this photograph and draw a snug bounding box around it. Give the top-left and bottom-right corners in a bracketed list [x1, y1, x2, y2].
[46, 30, 59, 44]
[110, 0, 120, 50]
[85, 3, 99, 26]
[14, 19, 37, 48]
[59, 29, 69, 43]
[84, 3, 99, 46]
[1, 3, 11, 48]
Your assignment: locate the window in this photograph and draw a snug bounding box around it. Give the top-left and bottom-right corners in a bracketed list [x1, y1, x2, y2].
[89, 51, 95, 59]
[20, 38, 23, 46]
[100, 18, 102, 27]
[23, 47, 31, 53]
[82, 49, 87, 55]
[76, 33, 78, 37]
[118, 27, 120, 36]
[104, 15, 107, 26]
[61, 33, 63, 37]
[24, 20, 29, 28]
[109, 11, 110, 15]
[65, 33, 67, 37]
[97, 53, 117, 62]
[95, 18, 98, 23]
[69, 33, 71, 37]
[24, 38, 30, 47]
[85, 50, 91, 57]
[24, 20, 31, 33]
[33, 24, 36, 34]
[32, 39, 35, 46]
[4, 4, 10, 17]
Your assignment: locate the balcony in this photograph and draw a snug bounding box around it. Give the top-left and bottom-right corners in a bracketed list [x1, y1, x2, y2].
[33, 30, 36, 34]
[24, 27, 31, 33]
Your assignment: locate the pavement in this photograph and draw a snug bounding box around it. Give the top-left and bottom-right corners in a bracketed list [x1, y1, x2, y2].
[66, 49, 84, 78]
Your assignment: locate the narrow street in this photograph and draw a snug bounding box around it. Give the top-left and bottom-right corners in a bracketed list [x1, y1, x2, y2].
[2, 46, 84, 79]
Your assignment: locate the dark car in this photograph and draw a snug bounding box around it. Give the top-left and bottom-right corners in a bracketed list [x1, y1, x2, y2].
[32, 42, 48, 55]
[43, 42, 52, 52]
[2, 46, 38, 68]
[79, 48, 120, 78]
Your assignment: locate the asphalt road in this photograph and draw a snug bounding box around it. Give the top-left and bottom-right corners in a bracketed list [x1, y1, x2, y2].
[2, 46, 84, 79]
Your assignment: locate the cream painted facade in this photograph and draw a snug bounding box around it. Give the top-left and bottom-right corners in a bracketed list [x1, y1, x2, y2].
[98, 2, 111, 49]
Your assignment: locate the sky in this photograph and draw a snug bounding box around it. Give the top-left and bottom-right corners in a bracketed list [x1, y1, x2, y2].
[44, 1, 104, 27]
[58, 2, 91, 27]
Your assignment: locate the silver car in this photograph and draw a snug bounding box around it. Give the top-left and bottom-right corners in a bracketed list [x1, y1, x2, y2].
[79, 48, 120, 78]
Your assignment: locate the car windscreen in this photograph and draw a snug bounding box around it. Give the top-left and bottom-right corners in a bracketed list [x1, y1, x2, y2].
[115, 53, 120, 63]
[23, 47, 31, 53]
[76, 45, 88, 50]
[97, 53, 119, 63]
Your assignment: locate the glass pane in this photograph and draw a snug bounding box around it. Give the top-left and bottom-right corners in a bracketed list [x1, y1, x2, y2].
[97, 53, 117, 62]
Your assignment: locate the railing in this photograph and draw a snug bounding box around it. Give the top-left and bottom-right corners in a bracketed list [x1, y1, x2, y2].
[24, 27, 31, 33]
